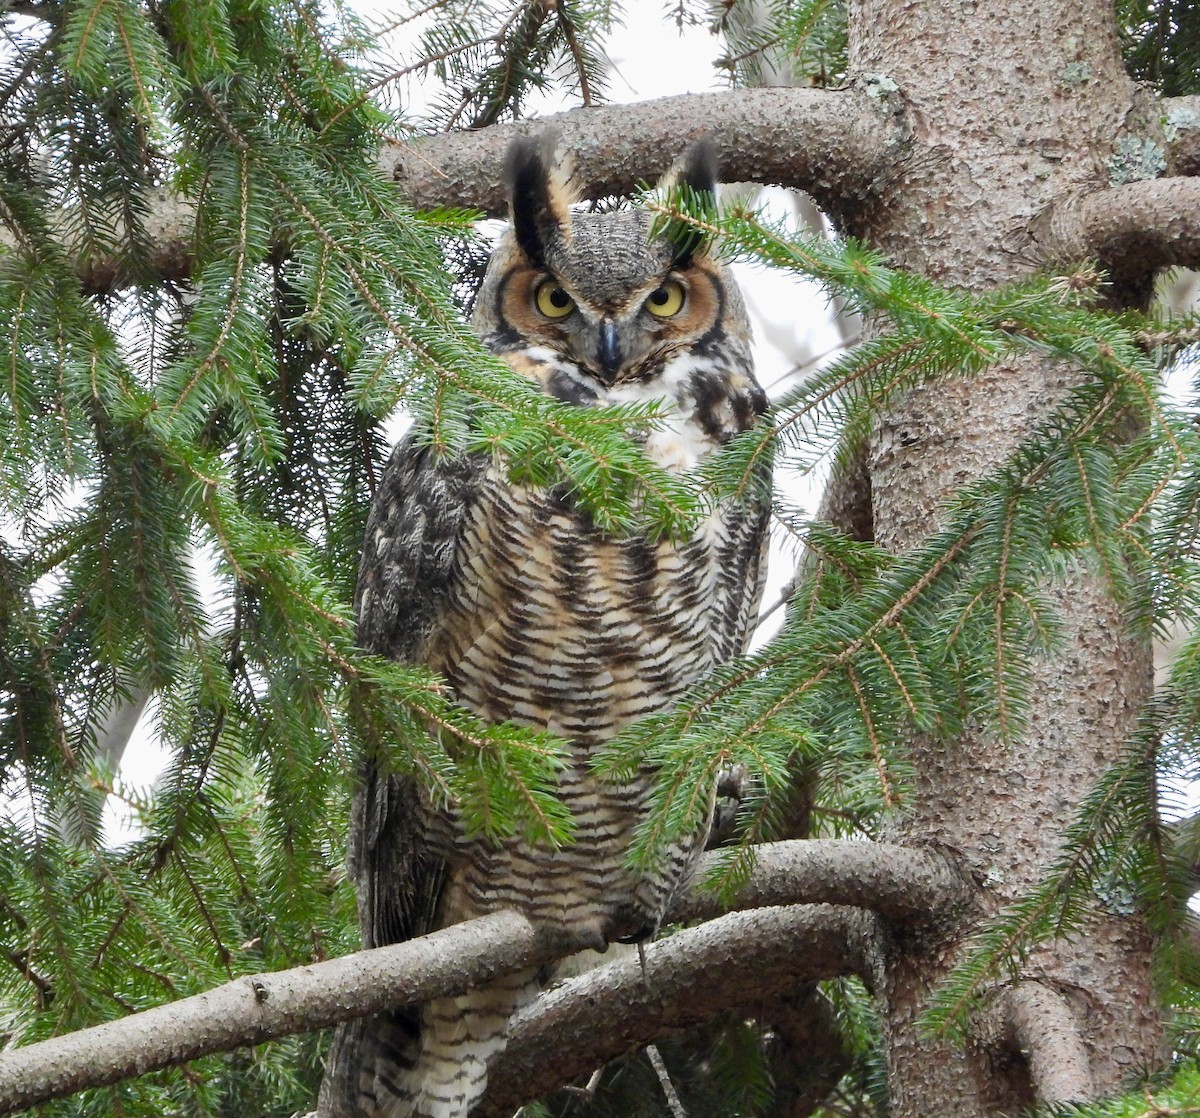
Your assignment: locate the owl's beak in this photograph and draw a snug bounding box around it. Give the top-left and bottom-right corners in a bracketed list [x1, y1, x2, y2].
[596, 319, 622, 383]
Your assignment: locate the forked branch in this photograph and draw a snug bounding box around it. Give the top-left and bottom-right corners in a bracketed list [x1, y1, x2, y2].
[0, 839, 960, 1113]
[477, 905, 870, 1117]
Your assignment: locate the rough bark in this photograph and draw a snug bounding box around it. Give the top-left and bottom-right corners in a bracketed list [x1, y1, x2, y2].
[0, 840, 932, 1113]
[844, 0, 1166, 1113]
[477, 906, 869, 1118]
[0, 912, 560, 1115]
[1030, 177, 1200, 281]
[1163, 95, 1200, 174]
[381, 87, 897, 221]
[44, 87, 899, 294]
[999, 980, 1096, 1105]
[674, 839, 971, 926]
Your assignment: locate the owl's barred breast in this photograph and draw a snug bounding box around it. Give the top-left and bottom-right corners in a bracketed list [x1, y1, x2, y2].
[420, 468, 759, 942]
[430, 472, 720, 738]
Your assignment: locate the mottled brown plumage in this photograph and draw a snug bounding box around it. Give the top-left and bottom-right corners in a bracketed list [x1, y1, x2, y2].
[319, 134, 770, 1118]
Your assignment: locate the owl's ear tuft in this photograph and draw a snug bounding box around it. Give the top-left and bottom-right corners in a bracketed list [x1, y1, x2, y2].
[656, 140, 719, 267]
[661, 139, 718, 200]
[504, 132, 577, 269]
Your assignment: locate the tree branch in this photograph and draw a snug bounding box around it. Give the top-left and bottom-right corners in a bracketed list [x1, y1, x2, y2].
[0, 911, 563, 1116]
[91, 688, 151, 772]
[1029, 177, 1200, 281]
[478, 905, 871, 1117]
[381, 87, 899, 219]
[1163, 95, 1200, 176]
[0, 839, 955, 1113]
[1001, 980, 1095, 1105]
[43, 87, 898, 293]
[675, 838, 972, 926]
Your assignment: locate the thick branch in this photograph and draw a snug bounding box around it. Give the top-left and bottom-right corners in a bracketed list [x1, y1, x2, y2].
[675, 838, 972, 926]
[381, 87, 898, 219]
[92, 688, 151, 772]
[45, 87, 898, 292]
[73, 199, 198, 290]
[1163, 95, 1200, 176]
[1001, 981, 1095, 1105]
[1029, 177, 1200, 280]
[478, 905, 870, 1118]
[0, 911, 563, 1116]
[0, 839, 944, 1112]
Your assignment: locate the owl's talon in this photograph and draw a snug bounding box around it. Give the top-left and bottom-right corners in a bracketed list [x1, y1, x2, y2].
[616, 918, 659, 945]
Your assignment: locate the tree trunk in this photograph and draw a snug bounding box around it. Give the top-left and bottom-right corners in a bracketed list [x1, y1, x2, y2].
[843, 0, 1166, 1111]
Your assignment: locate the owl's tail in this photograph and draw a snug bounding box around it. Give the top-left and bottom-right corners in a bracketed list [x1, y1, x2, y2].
[318, 969, 540, 1118]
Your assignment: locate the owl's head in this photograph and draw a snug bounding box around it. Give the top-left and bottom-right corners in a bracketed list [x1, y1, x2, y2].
[473, 133, 766, 465]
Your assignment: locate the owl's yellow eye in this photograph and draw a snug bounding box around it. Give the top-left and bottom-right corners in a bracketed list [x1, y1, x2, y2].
[534, 280, 575, 319]
[645, 280, 686, 318]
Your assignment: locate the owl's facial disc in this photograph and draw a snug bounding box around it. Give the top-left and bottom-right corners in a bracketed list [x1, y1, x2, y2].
[498, 260, 724, 391]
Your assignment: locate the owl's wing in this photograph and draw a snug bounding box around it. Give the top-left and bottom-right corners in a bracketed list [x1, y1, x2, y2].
[320, 437, 485, 1118]
[352, 432, 484, 949]
[711, 444, 775, 662]
[695, 449, 773, 853]
[356, 433, 483, 666]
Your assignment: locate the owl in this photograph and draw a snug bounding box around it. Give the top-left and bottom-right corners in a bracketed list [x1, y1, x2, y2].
[318, 134, 771, 1118]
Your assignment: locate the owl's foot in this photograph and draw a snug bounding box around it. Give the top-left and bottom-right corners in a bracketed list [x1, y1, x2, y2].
[706, 762, 750, 849]
[615, 919, 658, 945]
[567, 916, 609, 954]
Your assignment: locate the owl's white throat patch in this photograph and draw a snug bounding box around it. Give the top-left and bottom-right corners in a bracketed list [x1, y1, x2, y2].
[606, 353, 723, 474]
[507, 346, 731, 473]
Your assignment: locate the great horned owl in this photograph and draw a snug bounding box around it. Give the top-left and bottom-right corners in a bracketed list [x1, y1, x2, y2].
[318, 134, 771, 1118]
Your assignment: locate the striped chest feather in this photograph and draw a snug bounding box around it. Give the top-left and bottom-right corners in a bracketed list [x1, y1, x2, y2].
[417, 470, 764, 939]
[423, 469, 746, 745]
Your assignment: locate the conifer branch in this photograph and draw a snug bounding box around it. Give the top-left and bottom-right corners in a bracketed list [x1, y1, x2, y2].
[0, 911, 563, 1115]
[673, 839, 972, 925]
[22, 86, 899, 293]
[0, 840, 955, 1112]
[477, 906, 869, 1118]
[1029, 177, 1200, 281]
[382, 86, 898, 217]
